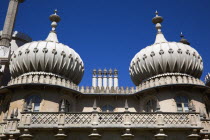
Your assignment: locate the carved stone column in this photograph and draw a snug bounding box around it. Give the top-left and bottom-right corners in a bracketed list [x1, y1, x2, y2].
[187, 129, 200, 140]
[154, 129, 167, 140]
[88, 129, 101, 140]
[54, 129, 67, 140]
[19, 129, 33, 140]
[121, 129, 134, 140]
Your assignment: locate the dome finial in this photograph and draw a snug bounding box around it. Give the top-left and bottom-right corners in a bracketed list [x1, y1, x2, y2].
[155, 10, 158, 16]
[49, 9, 61, 31]
[180, 32, 190, 45]
[46, 9, 61, 42]
[152, 11, 167, 44]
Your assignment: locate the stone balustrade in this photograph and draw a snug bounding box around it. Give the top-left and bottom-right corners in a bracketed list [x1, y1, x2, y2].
[0, 111, 208, 139]
[16, 112, 201, 129]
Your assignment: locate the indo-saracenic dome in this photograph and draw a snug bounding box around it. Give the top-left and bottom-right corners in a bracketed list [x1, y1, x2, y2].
[129, 12, 203, 86]
[9, 10, 84, 85]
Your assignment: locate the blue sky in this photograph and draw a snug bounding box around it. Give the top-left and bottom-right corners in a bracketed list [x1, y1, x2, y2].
[1, 0, 210, 87]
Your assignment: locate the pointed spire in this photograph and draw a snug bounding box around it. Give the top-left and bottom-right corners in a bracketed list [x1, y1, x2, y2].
[23, 102, 28, 112]
[27, 99, 33, 112]
[152, 11, 167, 44]
[180, 32, 190, 45]
[10, 109, 15, 119]
[60, 99, 65, 112]
[46, 9, 61, 42]
[93, 99, 97, 112]
[14, 108, 18, 118]
[124, 99, 129, 112]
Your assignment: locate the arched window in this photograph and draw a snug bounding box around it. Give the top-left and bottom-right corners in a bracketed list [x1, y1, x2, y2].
[26, 95, 41, 112]
[145, 99, 157, 112]
[59, 99, 71, 112]
[101, 105, 115, 112]
[175, 96, 189, 112]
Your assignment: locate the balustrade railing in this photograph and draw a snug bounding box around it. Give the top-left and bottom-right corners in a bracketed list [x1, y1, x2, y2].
[17, 112, 201, 129]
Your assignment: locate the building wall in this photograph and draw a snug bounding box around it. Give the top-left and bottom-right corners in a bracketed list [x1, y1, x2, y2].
[0, 84, 208, 121]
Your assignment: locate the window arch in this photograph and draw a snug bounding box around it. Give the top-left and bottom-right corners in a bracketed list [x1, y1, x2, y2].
[144, 99, 157, 112]
[26, 95, 41, 112]
[175, 95, 189, 112]
[101, 105, 115, 112]
[59, 99, 71, 112]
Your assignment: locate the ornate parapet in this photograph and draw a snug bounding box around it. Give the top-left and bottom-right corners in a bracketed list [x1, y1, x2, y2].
[78, 86, 136, 94]
[136, 73, 204, 91]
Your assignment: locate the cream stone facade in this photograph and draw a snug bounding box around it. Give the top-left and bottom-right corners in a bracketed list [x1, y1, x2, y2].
[0, 0, 210, 140]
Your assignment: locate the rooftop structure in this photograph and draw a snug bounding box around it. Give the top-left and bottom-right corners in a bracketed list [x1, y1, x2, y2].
[0, 1, 210, 140]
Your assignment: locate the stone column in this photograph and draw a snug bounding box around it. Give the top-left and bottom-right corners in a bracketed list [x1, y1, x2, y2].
[97, 69, 102, 88]
[92, 69, 97, 88]
[113, 69, 118, 88]
[0, 0, 24, 47]
[103, 68, 107, 88]
[0, 0, 25, 86]
[108, 69, 113, 88]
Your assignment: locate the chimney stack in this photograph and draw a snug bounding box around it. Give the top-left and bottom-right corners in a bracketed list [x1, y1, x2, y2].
[92, 68, 119, 89]
[108, 69, 113, 88]
[114, 69, 118, 88]
[92, 69, 97, 87]
[103, 68, 108, 88]
[97, 69, 102, 88]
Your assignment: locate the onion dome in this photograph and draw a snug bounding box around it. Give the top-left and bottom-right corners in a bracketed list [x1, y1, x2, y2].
[180, 32, 190, 45]
[129, 11, 203, 86]
[205, 73, 210, 86]
[9, 10, 84, 85]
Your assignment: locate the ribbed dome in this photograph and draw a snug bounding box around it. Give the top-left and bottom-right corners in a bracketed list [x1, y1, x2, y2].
[129, 12, 203, 86]
[9, 10, 84, 85]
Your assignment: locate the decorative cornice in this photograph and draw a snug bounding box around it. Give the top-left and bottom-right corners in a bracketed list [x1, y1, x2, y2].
[136, 73, 204, 91]
[8, 72, 78, 90]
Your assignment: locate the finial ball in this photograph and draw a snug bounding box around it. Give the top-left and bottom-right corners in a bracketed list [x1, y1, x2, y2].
[152, 11, 163, 24]
[49, 10, 61, 23]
